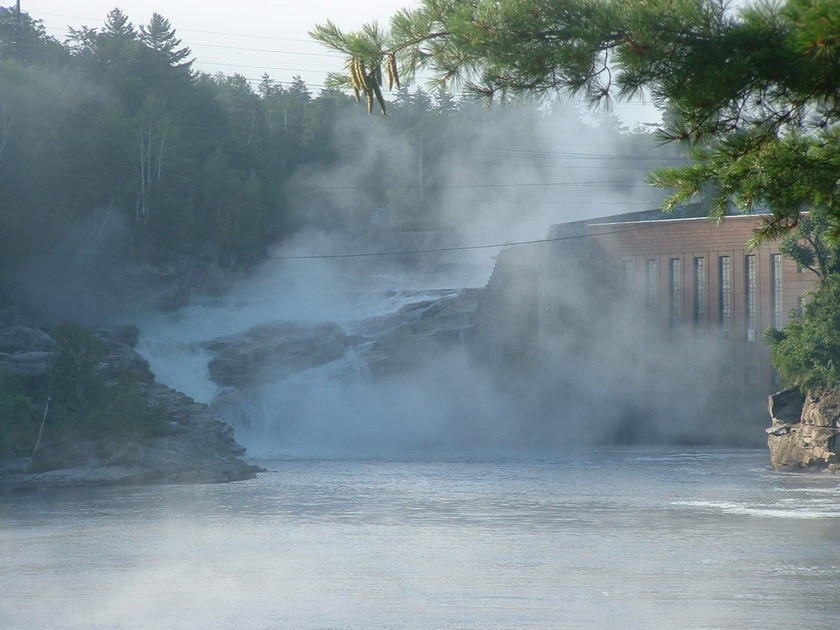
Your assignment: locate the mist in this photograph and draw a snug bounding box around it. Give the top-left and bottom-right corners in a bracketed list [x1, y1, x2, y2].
[131, 97, 744, 457]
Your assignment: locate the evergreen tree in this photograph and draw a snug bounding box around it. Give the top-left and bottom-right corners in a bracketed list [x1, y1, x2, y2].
[0, 6, 66, 66]
[139, 13, 192, 70]
[311, 0, 840, 241]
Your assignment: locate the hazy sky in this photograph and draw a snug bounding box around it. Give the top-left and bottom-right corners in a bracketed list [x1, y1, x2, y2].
[28, 0, 419, 90]
[27, 0, 659, 123]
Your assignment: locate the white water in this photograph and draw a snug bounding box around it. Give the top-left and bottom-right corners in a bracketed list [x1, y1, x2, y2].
[135, 259, 488, 412]
[134, 255, 518, 455]
[2, 449, 840, 629]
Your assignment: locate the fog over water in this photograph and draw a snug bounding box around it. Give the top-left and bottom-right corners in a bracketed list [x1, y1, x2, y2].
[132, 102, 696, 457]
[7, 104, 840, 630]
[4, 451, 840, 629]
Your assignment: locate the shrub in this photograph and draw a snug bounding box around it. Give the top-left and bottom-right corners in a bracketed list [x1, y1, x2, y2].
[45, 323, 170, 441]
[765, 274, 840, 391]
[0, 375, 36, 455]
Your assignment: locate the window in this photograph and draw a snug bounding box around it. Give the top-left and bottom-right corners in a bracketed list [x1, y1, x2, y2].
[745, 254, 757, 341]
[621, 260, 635, 320]
[646, 259, 658, 327]
[719, 256, 731, 340]
[694, 257, 707, 331]
[669, 258, 682, 332]
[771, 254, 783, 329]
[720, 365, 732, 389]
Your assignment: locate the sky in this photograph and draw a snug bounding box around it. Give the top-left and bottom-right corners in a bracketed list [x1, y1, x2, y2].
[27, 0, 423, 91]
[26, 0, 660, 124]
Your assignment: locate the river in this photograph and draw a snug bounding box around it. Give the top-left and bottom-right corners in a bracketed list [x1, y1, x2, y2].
[2, 448, 840, 629]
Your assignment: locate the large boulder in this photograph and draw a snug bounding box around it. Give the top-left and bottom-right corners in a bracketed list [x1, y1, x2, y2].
[767, 387, 840, 470]
[206, 320, 351, 387]
[0, 325, 55, 354]
[0, 325, 56, 377]
[365, 288, 481, 377]
[92, 327, 154, 382]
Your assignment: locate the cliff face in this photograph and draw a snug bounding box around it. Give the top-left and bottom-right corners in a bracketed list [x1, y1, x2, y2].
[767, 388, 840, 470]
[0, 322, 261, 492]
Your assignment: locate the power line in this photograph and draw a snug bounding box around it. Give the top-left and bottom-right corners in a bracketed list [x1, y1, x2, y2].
[258, 222, 706, 260]
[31, 10, 331, 45]
[56, 222, 674, 262]
[181, 41, 338, 57]
[287, 179, 648, 191]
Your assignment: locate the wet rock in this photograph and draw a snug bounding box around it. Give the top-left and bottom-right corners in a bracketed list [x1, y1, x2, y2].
[94, 325, 141, 348]
[0, 457, 33, 474]
[0, 325, 56, 378]
[206, 320, 350, 387]
[767, 387, 840, 470]
[365, 288, 481, 376]
[0, 350, 53, 377]
[0, 325, 55, 354]
[93, 330, 155, 382]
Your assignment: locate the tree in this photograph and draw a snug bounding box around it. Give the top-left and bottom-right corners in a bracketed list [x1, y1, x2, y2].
[46, 323, 168, 439]
[780, 211, 840, 278]
[766, 275, 840, 391]
[139, 13, 192, 71]
[311, 0, 840, 241]
[94, 7, 139, 68]
[0, 6, 65, 66]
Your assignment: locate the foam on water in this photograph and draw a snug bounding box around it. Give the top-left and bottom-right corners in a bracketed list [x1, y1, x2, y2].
[674, 499, 840, 519]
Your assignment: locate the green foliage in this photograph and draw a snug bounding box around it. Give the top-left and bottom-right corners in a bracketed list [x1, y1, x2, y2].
[0, 374, 35, 455]
[312, 0, 840, 393]
[46, 324, 169, 440]
[778, 212, 840, 278]
[0, 7, 65, 66]
[312, 0, 840, 242]
[765, 275, 840, 390]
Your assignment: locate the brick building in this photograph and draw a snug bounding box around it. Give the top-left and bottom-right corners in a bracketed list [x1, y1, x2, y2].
[533, 208, 818, 432]
[474, 206, 820, 443]
[588, 213, 815, 393]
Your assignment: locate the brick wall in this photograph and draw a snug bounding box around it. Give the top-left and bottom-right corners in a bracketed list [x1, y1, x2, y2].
[473, 210, 820, 442]
[584, 215, 816, 397]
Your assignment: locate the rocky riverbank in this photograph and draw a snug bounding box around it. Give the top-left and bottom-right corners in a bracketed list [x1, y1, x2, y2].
[0, 317, 261, 492]
[767, 387, 840, 471]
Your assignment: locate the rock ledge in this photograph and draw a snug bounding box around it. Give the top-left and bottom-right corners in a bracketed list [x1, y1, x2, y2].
[767, 387, 840, 471]
[0, 324, 262, 492]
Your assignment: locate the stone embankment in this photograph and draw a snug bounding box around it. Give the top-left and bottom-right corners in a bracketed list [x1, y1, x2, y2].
[0, 320, 261, 492]
[767, 388, 840, 471]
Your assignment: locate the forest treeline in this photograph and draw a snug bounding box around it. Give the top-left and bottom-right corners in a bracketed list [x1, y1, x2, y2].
[0, 7, 665, 298]
[0, 7, 356, 276]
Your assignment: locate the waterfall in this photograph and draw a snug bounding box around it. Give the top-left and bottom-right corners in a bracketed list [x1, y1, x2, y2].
[136, 253, 493, 457]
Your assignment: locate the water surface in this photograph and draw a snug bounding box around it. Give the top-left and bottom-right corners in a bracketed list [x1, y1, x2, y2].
[2, 448, 839, 629]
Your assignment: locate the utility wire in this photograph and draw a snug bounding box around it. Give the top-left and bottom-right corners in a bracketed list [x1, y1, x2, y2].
[263, 223, 672, 260]
[30, 11, 658, 105]
[287, 179, 647, 190]
[57, 222, 682, 262]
